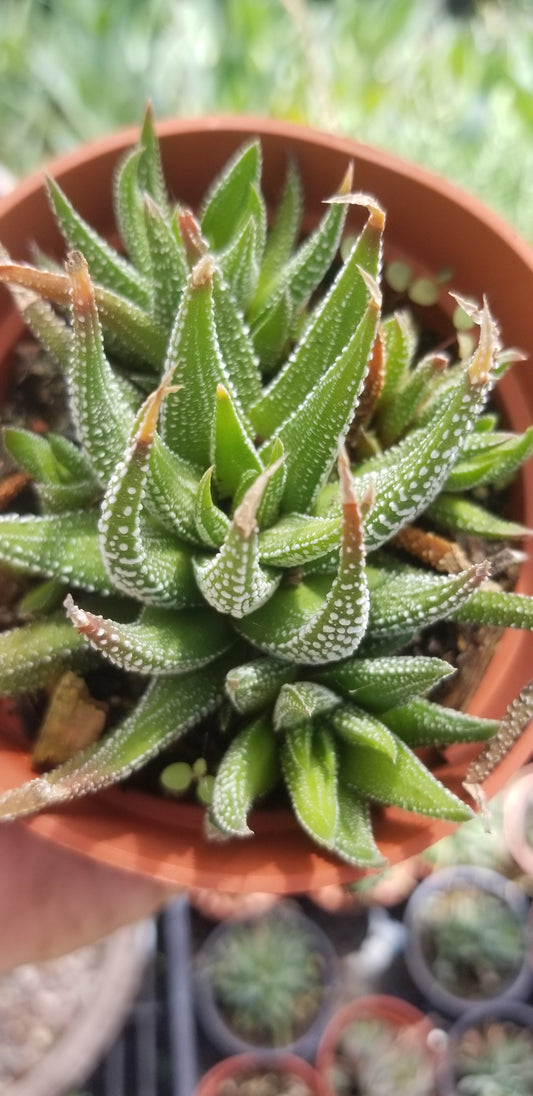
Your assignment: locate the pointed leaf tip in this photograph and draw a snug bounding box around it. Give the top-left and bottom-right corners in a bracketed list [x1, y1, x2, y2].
[191, 254, 215, 288]
[179, 208, 209, 265]
[357, 265, 382, 309]
[65, 250, 93, 309]
[337, 162, 354, 196]
[326, 190, 386, 232]
[234, 458, 284, 539]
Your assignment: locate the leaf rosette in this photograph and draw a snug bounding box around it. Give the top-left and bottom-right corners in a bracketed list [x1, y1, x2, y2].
[0, 109, 532, 867]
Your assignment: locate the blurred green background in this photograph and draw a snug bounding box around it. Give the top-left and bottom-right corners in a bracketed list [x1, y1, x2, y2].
[1, 0, 532, 235]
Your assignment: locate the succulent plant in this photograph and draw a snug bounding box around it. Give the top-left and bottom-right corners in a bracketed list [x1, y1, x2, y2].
[199, 904, 329, 1048]
[330, 1015, 436, 1096]
[419, 884, 525, 999]
[454, 1018, 533, 1096]
[0, 108, 533, 867]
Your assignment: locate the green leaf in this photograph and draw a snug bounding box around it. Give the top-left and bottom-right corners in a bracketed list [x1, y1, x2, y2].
[377, 351, 448, 446]
[250, 289, 291, 374]
[145, 434, 200, 544]
[358, 308, 501, 550]
[194, 467, 230, 548]
[211, 717, 280, 836]
[0, 261, 167, 371]
[0, 511, 114, 592]
[251, 199, 384, 438]
[333, 784, 386, 867]
[381, 697, 499, 747]
[0, 271, 71, 368]
[366, 561, 489, 643]
[225, 657, 297, 715]
[212, 268, 263, 407]
[66, 251, 136, 485]
[4, 427, 64, 483]
[252, 159, 303, 314]
[114, 147, 150, 272]
[218, 186, 266, 310]
[445, 427, 533, 491]
[0, 661, 226, 820]
[329, 704, 398, 760]
[317, 655, 455, 712]
[65, 597, 233, 675]
[281, 722, 338, 845]
[238, 456, 370, 664]
[137, 102, 171, 215]
[270, 291, 380, 513]
[376, 310, 418, 405]
[98, 377, 198, 607]
[258, 513, 342, 567]
[193, 464, 282, 618]
[426, 492, 530, 539]
[159, 256, 231, 468]
[211, 384, 262, 499]
[342, 734, 473, 821]
[201, 141, 262, 251]
[273, 681, 340, 731]
[144, 197, 188, 330]
[0, 613, 93, 694]
[279, 163, 352, 314]
[453, 588, 533, 630]
[47, 175, 150, 308]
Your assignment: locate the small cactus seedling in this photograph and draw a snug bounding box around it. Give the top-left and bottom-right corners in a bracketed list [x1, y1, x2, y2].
[0, 108, 532, 868]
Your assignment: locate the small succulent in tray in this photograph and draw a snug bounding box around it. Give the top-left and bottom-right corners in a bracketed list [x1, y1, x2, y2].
[198, 904, 331, 1049]
[453, 1016, 533, 1096]
[328, 1015, 436, 1096]
[0, 108, 533, 867]
[419, 883, 526, 1000]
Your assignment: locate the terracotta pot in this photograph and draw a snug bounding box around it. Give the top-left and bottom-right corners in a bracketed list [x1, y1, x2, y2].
[315, 993, 441, 1096]
[403, 865, 533, 1017]
[194, 1052, 329, 1096]
[1, 117, 533, 893]
[194, 903, 338, 1061]
[439, 1000, 533, 1096]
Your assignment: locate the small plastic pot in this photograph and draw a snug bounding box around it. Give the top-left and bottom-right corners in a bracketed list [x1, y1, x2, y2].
[194, 903, 338, 1061]
[194, 1052, 329, 1096]
[403, 865, 533, 1017]
[439, 1000, 533, 1096]
[315, 993, 441, 1096]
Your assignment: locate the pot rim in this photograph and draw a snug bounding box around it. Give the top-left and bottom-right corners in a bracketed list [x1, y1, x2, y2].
[193, 1050, 329, 1096]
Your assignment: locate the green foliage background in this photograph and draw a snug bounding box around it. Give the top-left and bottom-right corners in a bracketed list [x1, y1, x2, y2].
[1, 1, 532, 228]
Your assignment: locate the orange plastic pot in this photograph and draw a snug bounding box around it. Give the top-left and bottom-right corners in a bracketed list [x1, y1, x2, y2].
[1, 117, 533, 894]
